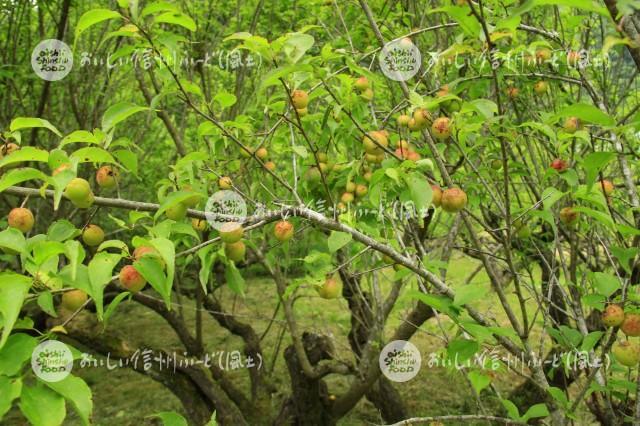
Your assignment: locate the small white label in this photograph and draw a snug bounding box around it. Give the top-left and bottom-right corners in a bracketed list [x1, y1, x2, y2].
[379, 340, 421, 382]
[31, 340, 73, 382]
[31, 39, 73, 81]
[205, 190, 248, 230]
[378, 38, 421, 81]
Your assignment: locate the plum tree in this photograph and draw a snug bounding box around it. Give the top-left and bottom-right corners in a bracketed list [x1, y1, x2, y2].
[612, 341, 640, 367]
[7, 207, 34, 233]
[274, 220, 294, 242]
[431, 185, 442, 207]
[341, 192, 355, 204]
[3, 2, 640, 425]
[431, 117, 452, 140]
[599, 179, 614, 195]
[550, 158, 568, 172]
[119, 265, 147, 292]
[441, 188, 467, 213]
[64, 178, 93, 208]
[181, 184, 202, 207]
[219, 222, 244, 243]
[412, 108, 430, 129]
[224, 240, 246, 262]
[82, 224, 104, 247]
[96, 165, 119, 189]
[354, 76, 369, 91]
[397, 114, 411, 126]
[218, 176, 232, 189]
[291, 89, 309, 109]
[506, 86, 519, 98]
[533, 81, 548, 95]
[166, 202, 188, 220]
[255, 147, 268, 160]
[622, 314, 640, 337]
[133, 245, 165, 269]
[355, 184, 367, 198]
[602, 305, 625, 327]
[61, 289, 89, 311]
[192, 218, 207, 231]
[559, 207, 579, 225]
[535, 47, 552, 63]
[318, 277, 341, 299]
[563, 116, 581, 133]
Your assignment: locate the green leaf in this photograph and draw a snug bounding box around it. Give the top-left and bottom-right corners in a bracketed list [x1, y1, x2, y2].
[154, 191, 196, 219]
[64, 240, 85, 282]
[50, 167, 76, 211]
[198, 246, 216, 293]
[0, 333, 38, 376]
[205, 412, 218, 426]
[88, 252, 122, 319]
[151, 238, 176, 306]
[103, 292, 131, 325]
[282, 33, 314, 63]
[501, 399, 521, 421]
[582, 152, 615, 187]
[0, 147, 49, 169]
[573, 206, 614, 229]
[0, 376, 22, 421]
[59, 130, 100, 148]
[0, 167, 48, 191]
[150, 411, 189, 426]
[548, 386, 569, 407]
[522, 403, 550, 421]
[70, 147, 116, 164]
[0, 376, 21, 419]
[37, 292, 58, 318]
[592, 272, 621, 297]
[141, 2, 180, 17]
[291, 145, 308, 158]
[558, 103, 615, 126]
[213, 91, 237, 109]
[46, 376, 93, 426]
[225, 261, 245, 295]
[541, 187, 565, 210]
[405, 290, 458, 318]
[102, 102, 149, 131]
[453, 284, 485, 306]
[134, 257, 168, 299]
[33, 241, 66, 266]
[447, 338, 479, 363]
[511, 0, 608, 16]
[467, 99, 498, 118]
[47, 220, 79, 242]
[75, 9, 122, 39]
[20, 382, 66, 426]
[113, 149, 138, 175]
[10, 117, 61, 136]
[431, 6, 481, 36]
[581, 331, 604, 352]
[154, 12, 196, 31]
[328, 231, 352, 252]
[468, 370, 491, 394]
[404, 174, 432, 213]
[0, 227, 27, 255]
[0, 273, 32, 349]
[611, 246, 639, 275]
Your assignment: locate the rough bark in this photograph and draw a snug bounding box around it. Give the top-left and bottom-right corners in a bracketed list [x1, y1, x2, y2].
[283, 332, 335, 426]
